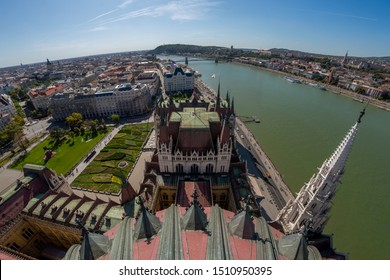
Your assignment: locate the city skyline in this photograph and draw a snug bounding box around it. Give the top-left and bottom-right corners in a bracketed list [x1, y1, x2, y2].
[1, 0, 389, 67]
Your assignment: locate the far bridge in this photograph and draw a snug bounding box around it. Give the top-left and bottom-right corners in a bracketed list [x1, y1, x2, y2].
[173, 58, 212, 63]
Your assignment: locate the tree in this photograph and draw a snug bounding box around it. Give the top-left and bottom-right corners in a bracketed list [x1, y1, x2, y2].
[86, 119, 99, 135]
[356, 87, 366, 95]
[99, 118, 107, 132]
[68, 130, 75, 139]
[9, 88, 27, 101]
[66, 112, 83, 129]
[111, 114, 120, 124]
[0, 121, 25, 150]
[6, 121, 23, 142]
[13, 115, 25, 126]
[50, 126, 65, 142]
[14, 132, 29, 153]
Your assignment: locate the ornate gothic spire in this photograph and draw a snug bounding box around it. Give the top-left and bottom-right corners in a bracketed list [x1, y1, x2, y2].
[276, 108, 366, 234]
[226, 90, 230, 110]
[215, 80, 221, 111]
[231, 97, 235, 116]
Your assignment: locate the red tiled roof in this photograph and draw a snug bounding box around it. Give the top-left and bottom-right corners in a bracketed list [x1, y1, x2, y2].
[177, 181, 211, 207]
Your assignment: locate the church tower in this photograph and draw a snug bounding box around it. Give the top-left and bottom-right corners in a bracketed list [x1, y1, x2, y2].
[276, 109, 366, 234]
[341, 51, 349, 66]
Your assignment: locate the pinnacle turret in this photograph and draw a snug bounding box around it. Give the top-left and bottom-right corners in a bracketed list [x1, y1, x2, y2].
[215, 80, 221, 111]
[133, 196, 161, 240]
[277, 109, 366, 234]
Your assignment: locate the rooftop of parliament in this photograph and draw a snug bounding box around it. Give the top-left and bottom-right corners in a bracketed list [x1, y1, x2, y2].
[0, 67, 365, 260]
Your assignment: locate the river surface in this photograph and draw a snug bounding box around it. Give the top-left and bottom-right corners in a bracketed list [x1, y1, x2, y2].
[159, 56, 390, 260]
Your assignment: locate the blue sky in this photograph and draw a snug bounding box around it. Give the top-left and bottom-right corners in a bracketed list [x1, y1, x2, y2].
[1, 0, 389, 67]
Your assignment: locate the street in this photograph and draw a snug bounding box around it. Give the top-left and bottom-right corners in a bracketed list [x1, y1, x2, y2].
[24, 117, 52, 139]
[234, 117, 294, 220]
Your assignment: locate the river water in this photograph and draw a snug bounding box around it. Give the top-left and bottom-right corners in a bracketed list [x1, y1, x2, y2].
[159, 56, 390, 260]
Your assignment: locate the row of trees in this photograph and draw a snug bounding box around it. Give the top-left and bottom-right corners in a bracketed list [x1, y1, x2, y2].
[49, 112, 120, 143]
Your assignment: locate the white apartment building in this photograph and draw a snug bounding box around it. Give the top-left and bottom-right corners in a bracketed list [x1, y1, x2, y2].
[164, 67, 194, 93]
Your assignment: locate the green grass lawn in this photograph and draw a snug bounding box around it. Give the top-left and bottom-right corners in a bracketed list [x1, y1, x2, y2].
[72, 123, 151, 193]
[11, 132, 108, 175]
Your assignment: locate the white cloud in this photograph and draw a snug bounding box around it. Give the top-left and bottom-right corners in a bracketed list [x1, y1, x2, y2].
[90, 26, 109, 32]
[102, 0, 222, 24]
[118, 0, 136, 9]
[87, 9, 118, 23]
[155, 0, 221, 21]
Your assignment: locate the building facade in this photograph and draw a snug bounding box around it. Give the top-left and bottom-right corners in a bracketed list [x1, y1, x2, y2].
[164, 67, 194, 93]
[28, 84, 64, 111]
[0, 94, 16, 130]
[50, 83, 152, 121]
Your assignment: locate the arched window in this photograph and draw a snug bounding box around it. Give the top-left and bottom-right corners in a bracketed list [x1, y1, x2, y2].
[291, 212, 299, 223]
[162, 193, 168, 201]
[190, 164, 199, 174]
[176, 164, 184, 173]
[220, 193, 226, 201]
[206, 163, 214, 173]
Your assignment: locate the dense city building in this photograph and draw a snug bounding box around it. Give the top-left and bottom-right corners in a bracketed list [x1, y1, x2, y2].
[50, 83, 152, 121]
[0, 94, 16, 130]
[28, 84, 64, 111]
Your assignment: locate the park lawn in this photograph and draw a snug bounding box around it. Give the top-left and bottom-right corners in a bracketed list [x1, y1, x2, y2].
[73, 123, 151, 193]
[11, 132, 108, 175]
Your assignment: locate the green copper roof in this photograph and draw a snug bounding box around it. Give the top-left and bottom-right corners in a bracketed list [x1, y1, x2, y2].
[0, 175, 36, 206]
[182, 203, 208, 231]
[85, 202, 108, 231]
[255, 217, 278, 260]
[109, 216, 134, 260]
[228, 209, 255, 240]
[133, 199, 161, 241]
[100, 205, 125, 232]
[277, 233, 309, 260]
[23, 164, 46, 171]
[170, 108, 220, 129]
[23, 196, 41, 213]
[307, 245, 322, 260]
[157, 205, 184, 260]
[80, 232, 110, 260]
[63, 244, 81, 260]
[206, 205, 233, 260]
[32, 194, 56, 216]
[182, 107, 207, 113]
[182, 188, 208, 231]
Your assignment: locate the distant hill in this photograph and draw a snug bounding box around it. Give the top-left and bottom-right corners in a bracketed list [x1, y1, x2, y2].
[149, 44, 390, 63]
[148, 44, 229, 55]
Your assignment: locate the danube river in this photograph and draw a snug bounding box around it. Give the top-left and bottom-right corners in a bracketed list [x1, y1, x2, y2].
[160, 56, 390, 259]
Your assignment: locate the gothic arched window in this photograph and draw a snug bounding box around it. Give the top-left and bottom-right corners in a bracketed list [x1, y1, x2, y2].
[206, 163, 214, 173]
[190, 164, 199, 173]
[176, 164, 184, 173]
